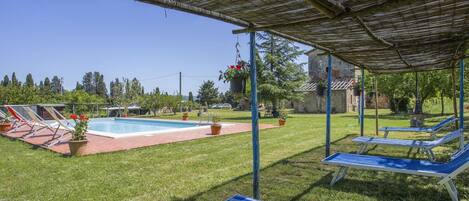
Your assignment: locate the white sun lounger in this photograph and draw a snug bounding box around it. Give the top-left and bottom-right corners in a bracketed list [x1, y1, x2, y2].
[0, 109, 8, 119]
[380, 116, 457, 139]
[5, 105, 36, 134]
[352, 130, 462, 161]
[322, 147, 469, 201]
[21, 106, 61, 140]
[42, 106, 74, 147]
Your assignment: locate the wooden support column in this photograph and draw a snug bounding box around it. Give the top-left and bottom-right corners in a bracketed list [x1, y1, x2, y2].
[374, 76, 379, 136]
[249, 31, 261, 200]
[360, 65, 365, 136]
[459, 59, 465, 150]
[452, 67, 459, 128]
[325, 53, 333, 157]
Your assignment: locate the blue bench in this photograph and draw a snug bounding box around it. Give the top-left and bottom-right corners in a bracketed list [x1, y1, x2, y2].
[322, 147, 469, 201]
[380, 116, 457, 139]
[352, 130, 462, 161]
[225, 194, 258, 201]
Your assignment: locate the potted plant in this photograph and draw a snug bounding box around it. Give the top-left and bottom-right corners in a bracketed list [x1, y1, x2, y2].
[68, 114, 89, 156]
[182, 112, 189, 121]
[0, 117, 11, 132]
[219, 61, 249, 94]
[316, 80, 326, 96]
[278, 110, 288, 126]
[210, 115, 222, 135]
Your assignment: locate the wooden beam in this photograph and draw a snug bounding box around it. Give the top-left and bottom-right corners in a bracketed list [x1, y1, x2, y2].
[137, 0, 250, 27]
[353, 16, 414, 69]
[333, 36, 469, 54]
[233, 0, 396, 34]
[305, 0, 346, 18]
[353, 17, 393, 47]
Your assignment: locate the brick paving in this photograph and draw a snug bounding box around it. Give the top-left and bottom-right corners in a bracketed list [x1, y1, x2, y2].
[0, 121, 277, 156]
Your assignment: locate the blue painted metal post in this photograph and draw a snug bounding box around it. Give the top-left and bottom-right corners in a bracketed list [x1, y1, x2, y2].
[249, 31, 261, 200]
[325, 53, 332, 157]
[459, 59, 465, 150]
[360, 65, 365, 136]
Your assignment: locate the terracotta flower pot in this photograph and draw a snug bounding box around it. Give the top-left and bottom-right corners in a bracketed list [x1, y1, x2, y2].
[0, 123, 12, 132]
[182, 114, 189, 121]
[279, 119, 286, 126]
[68, 140, 88, 156]
[211, 124, 222, 135]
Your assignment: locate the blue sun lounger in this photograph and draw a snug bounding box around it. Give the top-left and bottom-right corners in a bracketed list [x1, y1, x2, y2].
[225, 194, 258, 201]
[322, 147, 469, 201]
[380, 116, 457, 139]
[352, 130, 462, 161]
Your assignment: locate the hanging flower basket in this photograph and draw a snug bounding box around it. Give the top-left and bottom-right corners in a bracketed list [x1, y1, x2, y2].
[219, 61, 249, 94]
[230, 76, 245, 93]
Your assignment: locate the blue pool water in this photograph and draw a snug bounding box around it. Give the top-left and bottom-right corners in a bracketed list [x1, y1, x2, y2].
[87, 118, 202, 135]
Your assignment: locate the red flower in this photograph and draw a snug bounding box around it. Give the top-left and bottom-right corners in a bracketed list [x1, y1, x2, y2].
[70, 114, 78, 120]
[230, 65, 235, 69]
[236, 65, 241, 70]
[79, 114, 87, 120]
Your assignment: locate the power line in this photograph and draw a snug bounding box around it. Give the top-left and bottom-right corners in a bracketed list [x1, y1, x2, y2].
[140, 72, 179, 81]
[182, 75, 218, 78]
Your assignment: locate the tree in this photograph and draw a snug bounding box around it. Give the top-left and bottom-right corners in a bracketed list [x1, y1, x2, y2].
[376, 70, 453, 114]
[81, 71, 108, 98]
[51, 76, 63, 94]
[197, 80, 219, 105]
[2, 75, 10, 87]
[94, 73, 107, 98]
[43, 77, 51, 92]
[110, 78, 124, 104]
[25, 73, 34, 87]
[82, 72, 94, 94]
[38, 81, 44, 90]
[139, 89, 161, 116]
[256, 32, 307, 114]
[160, 93, 181, 114]
[11, 72, 19, 86]
[130, 78, 143, 97]
[62, 90, 106, 114]
[75, 81, 83, 91]
[188, 91, 194, 102]
[220, 91, 236, 107]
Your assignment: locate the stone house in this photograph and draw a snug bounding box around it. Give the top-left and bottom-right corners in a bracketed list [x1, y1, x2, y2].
[294, 49, 361, 113]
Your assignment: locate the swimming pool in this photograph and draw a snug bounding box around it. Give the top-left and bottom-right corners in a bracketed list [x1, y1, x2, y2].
[86, 118, 212, 138]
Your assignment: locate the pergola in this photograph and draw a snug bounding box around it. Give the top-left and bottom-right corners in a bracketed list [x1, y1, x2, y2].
[137, 0, 469, 199]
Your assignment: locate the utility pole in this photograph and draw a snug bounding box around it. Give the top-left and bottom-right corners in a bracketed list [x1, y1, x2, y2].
[179, 72, 182, 97]
[179, 72, 182, 112]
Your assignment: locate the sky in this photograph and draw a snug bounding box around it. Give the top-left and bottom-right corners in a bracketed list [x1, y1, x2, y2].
[0, 0, 309, 95]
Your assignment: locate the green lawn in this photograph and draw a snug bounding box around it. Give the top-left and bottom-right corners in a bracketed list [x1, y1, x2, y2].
[0, 109, 467, 201]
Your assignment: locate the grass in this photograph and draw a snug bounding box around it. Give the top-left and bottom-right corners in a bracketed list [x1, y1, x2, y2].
[0, 109, 467, 200]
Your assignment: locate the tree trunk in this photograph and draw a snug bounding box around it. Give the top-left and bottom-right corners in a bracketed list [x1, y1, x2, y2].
[441, 92, 445, 115]
[272, 99, 279, 118]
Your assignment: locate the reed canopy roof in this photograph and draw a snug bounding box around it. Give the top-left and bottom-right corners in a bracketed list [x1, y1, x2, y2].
[138, 0, 469, 74]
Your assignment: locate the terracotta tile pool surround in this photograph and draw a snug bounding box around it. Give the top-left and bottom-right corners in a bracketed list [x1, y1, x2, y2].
[0, 120, 278, 156]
